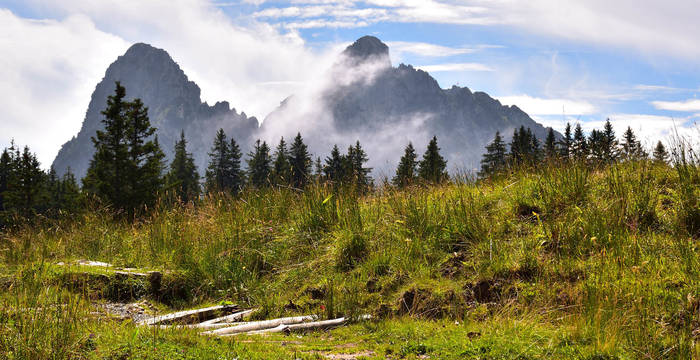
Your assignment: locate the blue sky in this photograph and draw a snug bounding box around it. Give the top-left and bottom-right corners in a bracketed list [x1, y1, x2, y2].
[1, 0, 698, 167]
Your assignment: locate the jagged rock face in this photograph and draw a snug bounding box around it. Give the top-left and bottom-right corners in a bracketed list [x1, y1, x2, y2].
[263, 36, 553, 173]
[52, 43, 259, 180]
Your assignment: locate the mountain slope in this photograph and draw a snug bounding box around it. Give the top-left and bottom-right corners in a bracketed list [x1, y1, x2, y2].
[52, 43, 259, 179]
[263, 36, 553, 173]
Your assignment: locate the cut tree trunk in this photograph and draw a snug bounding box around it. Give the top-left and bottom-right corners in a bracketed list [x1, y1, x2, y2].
[138, 304, 238, 326]
[203, 315, 317, 336]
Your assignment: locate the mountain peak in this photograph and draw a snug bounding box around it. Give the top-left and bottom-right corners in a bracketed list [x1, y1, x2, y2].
[342, 36, 391, 68]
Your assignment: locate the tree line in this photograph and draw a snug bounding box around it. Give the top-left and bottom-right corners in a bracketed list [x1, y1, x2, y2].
[478, 120, 670, 177]
[0, 83, 451, 225]
[1, 83, 675, 225]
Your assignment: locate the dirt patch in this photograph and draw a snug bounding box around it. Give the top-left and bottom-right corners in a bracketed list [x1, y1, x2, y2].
[440, 252, 467, 279]
[397, 288, 463, 319]
[97, 300, 157, 322]
[464, 279, 513, 304]
[324, 351, 374, 359]
[515, 203, 541, 221]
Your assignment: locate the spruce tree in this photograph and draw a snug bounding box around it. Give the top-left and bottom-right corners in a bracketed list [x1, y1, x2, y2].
[479, 132, 507, 177]
[84, 82, 164, 218]
[46, 166, 61, 213]
[418, 136, 448, 183]
[621, 126, 646, 160]
[289, 133, 312, 189]
[346, 141, 372, 191]
[558, 122, 572, 159]
[529, 128, 542, 163]
[59, 168, 82, 214]
[324, 145, 346, 184]
[393, 142, 418, 187]
[572, 123, 587, 161]
[0, 147, 11, 214]
[247, 140, 272, 188]
[205, 129, 231, 193]
[166, 130, 200, 202]
[228, 138, 245, 193]
[588, 129, 606, 163]
[314, 157, 323, 182]
[601, 119, 618, 163]
[271, 137, 291, 186]
[544, 128, 557, 160]
[652, 141, 669, 163]
[12, 146, 45, 216]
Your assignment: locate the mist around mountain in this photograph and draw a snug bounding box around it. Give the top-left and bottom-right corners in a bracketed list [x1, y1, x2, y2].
[262, 36, 554, 176]
[52, 36, 555, 179]
[52, 43, 258, 179]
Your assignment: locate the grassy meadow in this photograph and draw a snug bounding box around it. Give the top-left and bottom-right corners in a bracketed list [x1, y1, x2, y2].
[0, 157, 698, 359]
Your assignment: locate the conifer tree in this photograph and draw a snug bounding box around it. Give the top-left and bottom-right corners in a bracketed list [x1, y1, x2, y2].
[621, 126, 646, 160]
[83, 82, 164, 218]
[478, 132, 507, 177]
[247, 140, 272, 188]
[601, 119, 618, 163]
[393, 142, 418, 187]
[652, 141, 669, 164]
[205, 129, 244, 194]
[418, 136, 448, 183]
[271, 137, 291, 186]
[588, 129, 606, 163]
[228, 138, 245, 193]
[324, 145, 346, 184]
[544, 128, 557, 160]
[12, 146, 45, 216]
[558, 122, 572, 159]
[0, 147, 12, 214]
[314, 157, 323, 182]
[529, 128, 542, 163]
[166, 130, 200, 202]
[289, 133, 312, 189]
[572, 123, 588, 161]
[46, 166, 61, 213]
[59, 168, 82, 214]
[345, 141, 372, 191]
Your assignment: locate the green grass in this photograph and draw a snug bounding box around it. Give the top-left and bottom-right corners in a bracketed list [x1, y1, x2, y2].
[0, 159, 698, 359]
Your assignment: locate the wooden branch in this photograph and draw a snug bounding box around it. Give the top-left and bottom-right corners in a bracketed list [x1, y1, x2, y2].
[196, 309, 256, 327]
[203, 315, 317, 336]
[286, 317, 346, 331]
[138, 304, 238, 326]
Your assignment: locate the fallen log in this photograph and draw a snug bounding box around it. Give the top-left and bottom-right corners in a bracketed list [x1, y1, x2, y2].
[138, 304, 238, 326]
[203, 315, 317, 336]
[286, 317, 347, 331]
[240, 324, 289, 335]
[196, 309, 256, 327]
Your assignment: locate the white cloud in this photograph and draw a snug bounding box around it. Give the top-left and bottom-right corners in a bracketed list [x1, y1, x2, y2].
[416, 63, 494, 73]
[496, 95, 596, 116]
[387, 41, 476, 58]
[589, 114, 696, 147]
[651, 99, 700, 112]
[255, 0, 700, 59]
[0, 9, 129, 167]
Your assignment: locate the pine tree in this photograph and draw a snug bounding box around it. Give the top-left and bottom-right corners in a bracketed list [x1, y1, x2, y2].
[205, 129, 232, 193]
[652, 141, 669, 164]
[572, 123, 587, 161]
[0, 147, 12, 214]
[393, 142, 418, 187]
[314, 157, 323, 182]
[228, 138, 245, 193]
[46, 166, 61, 213]
[324, 145, 346, 184]
[601, 119, 618, 163]
[478, 132, 507, 177]
[529, 128, 542, 163]
[83, 82, 130, 209]
[83, 82, 164, 218]
[271, 137, 291, 186]
[621, 126, 646, 160]
[59, 168, 82, 214]
[12, 146, 45, 216]
[289, 133, 311, 189]
[247, 140, 272, 188]
[588, 129, 606, 163]
[166, 130, 200, 202]
[418, 136, 448, 183]
[558, 122, 572, 159]
[544, 128, 557, 160]
[345, 141, 372, 191]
